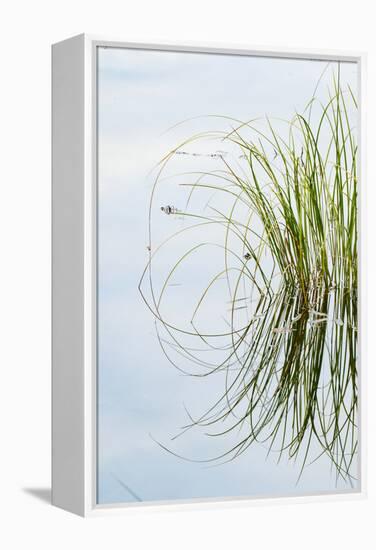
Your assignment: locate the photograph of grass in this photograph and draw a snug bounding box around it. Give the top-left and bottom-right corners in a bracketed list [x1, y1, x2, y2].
[97, 47, 359, 504]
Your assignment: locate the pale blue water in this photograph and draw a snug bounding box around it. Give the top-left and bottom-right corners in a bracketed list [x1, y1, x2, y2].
[97, 46, 359, 504]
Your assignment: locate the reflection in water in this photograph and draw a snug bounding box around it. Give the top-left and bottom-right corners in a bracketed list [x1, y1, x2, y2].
[139, 74, 358, 485]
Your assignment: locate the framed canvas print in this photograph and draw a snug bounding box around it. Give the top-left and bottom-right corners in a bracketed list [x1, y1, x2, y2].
[52, 34, 366, 516]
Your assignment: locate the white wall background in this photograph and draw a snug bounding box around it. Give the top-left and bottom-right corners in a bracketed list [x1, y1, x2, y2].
[0, 1, 374, 548]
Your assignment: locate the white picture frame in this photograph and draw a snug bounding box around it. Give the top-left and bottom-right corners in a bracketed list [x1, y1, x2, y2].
[52, 34, 367, 517]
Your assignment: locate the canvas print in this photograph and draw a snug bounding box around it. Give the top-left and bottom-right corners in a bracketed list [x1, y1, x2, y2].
[97, 46, 359, 505]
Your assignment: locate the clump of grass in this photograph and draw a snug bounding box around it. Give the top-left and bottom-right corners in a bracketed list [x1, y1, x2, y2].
[139, 68, 358, 483]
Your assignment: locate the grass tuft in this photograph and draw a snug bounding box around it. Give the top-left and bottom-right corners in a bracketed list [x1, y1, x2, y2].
[139, 67, 358, 483]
